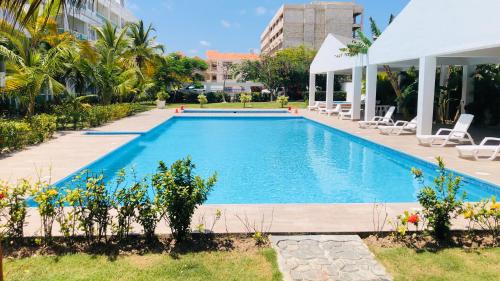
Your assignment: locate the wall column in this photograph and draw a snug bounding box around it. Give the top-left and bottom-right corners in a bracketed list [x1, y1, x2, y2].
[417, 56, 437, 135]
[326, 71, 334, 109]
[365, 64, 377, 121]
[308, 73, 316, 106]
[351, 66, 362, 120]
[461, 65, 475, 113]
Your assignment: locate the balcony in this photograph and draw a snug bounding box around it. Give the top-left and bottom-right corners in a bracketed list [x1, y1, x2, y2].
[57, 28, 88, 41]
[96, 12, 107, 22]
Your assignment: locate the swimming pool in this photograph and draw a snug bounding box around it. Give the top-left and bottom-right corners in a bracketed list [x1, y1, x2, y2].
[57, 116, 499, 204]
[182, 109, 289, 114]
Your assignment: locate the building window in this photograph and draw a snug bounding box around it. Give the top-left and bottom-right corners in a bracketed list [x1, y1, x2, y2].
[212, 75, 217, 81]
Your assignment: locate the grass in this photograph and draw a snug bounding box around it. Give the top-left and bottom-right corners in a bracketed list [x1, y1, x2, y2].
[167, 101, 307, 109]
[370, 246, 500, 281]
[5, 249, 282, 281]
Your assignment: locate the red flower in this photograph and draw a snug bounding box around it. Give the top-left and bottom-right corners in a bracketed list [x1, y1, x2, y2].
[0, 193, 5, 200]
[408, 214, 420, 224]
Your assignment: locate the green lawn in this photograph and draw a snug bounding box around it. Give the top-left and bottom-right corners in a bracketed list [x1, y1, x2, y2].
[167, 101, 307, 109]
[5, 249, 282, 281]
[371, 246, 500, 281]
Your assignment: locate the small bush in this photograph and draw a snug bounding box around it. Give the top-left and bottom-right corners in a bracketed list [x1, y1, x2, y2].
[412, 157, 466, 241]
[462, 196, 500, 245]
[0, 180, 30, 239]
[32, 180, 62, 242]
[0, 119, 31, 152]
[152, 157, 217, 241]
[197, 94, 208, 108]
[240, 93, 252, 108]
[276, 95, 289, 108]
[29, 114, 57, 144]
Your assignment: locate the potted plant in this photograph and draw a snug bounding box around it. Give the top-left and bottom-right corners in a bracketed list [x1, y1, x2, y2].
[156, 91, 168, 109]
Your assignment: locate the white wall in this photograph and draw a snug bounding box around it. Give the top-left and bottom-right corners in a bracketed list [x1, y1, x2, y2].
[369, 0, 500, 65]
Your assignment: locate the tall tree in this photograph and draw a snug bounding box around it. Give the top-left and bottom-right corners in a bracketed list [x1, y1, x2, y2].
[0, 5, 72, 116]
[126, 20, 164, 77]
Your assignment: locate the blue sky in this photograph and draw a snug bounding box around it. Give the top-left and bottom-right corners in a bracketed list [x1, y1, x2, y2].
[126, 0, 410, 57]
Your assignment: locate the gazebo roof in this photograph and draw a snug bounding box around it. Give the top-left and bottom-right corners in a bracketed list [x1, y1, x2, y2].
[310, 34, 366, 74]
[369, 0, 500, 66]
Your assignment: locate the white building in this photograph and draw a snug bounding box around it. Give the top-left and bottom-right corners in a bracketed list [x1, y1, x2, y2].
[56, 0, 137, 41]
[310, 0, 500, 135]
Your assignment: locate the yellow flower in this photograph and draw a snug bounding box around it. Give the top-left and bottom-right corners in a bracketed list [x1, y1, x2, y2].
[47, 189, 59, 197]
[490, 203, 500, 210]
[463, 210, 474, 219]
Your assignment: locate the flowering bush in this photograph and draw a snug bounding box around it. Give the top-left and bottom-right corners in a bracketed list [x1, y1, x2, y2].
[197, 94, 208, 108]
[0, 180, 30, 239]
[390, 210, 425, 238]
[412, 157, 466, 241]
[239, 93, 252, 108]
[32, 180, 63, 242]
[462, 196, 500, 245]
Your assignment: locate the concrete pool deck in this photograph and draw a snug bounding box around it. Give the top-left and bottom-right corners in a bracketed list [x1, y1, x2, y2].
[0, 108, 498, 235]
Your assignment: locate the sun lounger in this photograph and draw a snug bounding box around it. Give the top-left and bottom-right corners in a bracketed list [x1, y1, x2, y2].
[457, 137, 500, 161]
[417, 114, 475, 147]
[307, 101, 326, 111]
[379, 117, 417, 135]
[358, 106, 396, 128]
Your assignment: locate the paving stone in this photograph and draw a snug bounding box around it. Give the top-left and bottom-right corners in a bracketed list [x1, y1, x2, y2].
[272, 235, 392, 281]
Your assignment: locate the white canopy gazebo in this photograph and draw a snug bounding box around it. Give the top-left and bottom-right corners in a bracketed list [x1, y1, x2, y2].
[309, 34, 367, 120]
[368, 0, 500, 135]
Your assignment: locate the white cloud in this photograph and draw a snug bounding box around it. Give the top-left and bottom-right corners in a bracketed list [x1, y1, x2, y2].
[221, 20, 231, 28]
[127, 0, 139, 11]
[200, 40, 211, 47]
[162, 0, 173, 11]
[256, 6, 267, 16]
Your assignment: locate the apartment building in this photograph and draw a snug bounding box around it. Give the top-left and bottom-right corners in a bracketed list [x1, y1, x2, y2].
[55, 0, 137, 41]
[260, 1, 364, 55]
[203, 50, 262, 93]
[205, 50, 260, 83]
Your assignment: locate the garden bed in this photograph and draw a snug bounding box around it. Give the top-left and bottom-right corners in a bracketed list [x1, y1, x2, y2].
[3, 235, 281, 281]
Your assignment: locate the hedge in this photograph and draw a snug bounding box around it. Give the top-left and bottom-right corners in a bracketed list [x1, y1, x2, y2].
[0, 114, 57, 153]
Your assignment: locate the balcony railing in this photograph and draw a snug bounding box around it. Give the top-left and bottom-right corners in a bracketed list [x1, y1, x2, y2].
[57, 28, 88, 41]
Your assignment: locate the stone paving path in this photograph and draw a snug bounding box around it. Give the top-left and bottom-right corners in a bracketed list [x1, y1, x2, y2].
[271, 235, 392, 281]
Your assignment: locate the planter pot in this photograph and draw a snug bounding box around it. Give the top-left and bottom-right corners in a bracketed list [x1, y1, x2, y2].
[156, 100, 166, 109]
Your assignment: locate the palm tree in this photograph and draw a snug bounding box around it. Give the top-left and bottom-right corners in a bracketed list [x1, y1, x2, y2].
[0, 8, 72, 116]
[127, 20, 164, 77]
[91, 21, 137, 104]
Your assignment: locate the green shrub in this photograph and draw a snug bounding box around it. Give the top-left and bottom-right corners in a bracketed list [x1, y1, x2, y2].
[0, 120, 31, 152]
[31, 181, 62, 242]
[240, 93, 252, 108]
[29, 114, 57, 144]
[113, 170, 146, 240]
[412, 157, 466, 241]
[197, 94, 208, 108]
[152, 157, 217, 241]
[0, 180, 30, 239]
[276, 95, 289, 108]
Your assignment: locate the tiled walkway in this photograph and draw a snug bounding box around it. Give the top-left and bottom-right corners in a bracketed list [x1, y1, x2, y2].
[272, 235, 392, 281]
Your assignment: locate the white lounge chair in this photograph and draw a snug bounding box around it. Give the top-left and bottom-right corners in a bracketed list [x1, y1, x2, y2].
[307, 101, 326, 111]
[417, 114, 475, 147]
[319, 104, 342, 116]
[307, 101, 320, 111]
[457, 138, 500, 161]
[379, 117, 417, 135]
[339, 108, 352, 120]
[358, 106, 396, 128]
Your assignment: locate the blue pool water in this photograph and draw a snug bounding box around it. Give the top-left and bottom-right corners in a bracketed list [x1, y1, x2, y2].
[58, 117, 499, 204]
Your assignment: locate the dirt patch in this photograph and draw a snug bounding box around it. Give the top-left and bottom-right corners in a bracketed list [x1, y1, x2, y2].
[2, 234, 267, 259]
[362, 231, 498, 250]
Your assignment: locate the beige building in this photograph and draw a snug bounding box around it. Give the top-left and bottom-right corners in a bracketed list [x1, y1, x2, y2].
[260, 1, 364, 55]
[205, 50, 260, 83]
